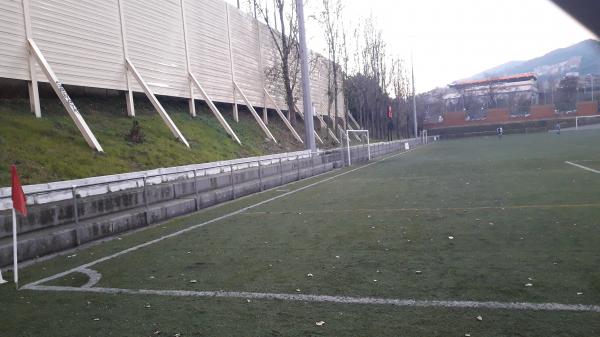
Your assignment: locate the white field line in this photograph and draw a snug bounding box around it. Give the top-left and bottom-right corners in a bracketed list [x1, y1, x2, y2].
[22, 146, 423, 289]
[565, 161, 600, 174]
[24, 284, 600, 313]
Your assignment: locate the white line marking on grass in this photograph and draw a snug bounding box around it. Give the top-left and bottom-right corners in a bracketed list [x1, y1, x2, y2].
[241, 203, 600, 215]
[23, 147, 424, 289]
[78, 268, 102, 288]
[565, 161, 600, 174]
[24, 285, 600, 313]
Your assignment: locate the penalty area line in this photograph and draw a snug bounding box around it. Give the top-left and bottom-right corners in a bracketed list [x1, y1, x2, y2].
[22, 146, 426, 290]
[24, 284, 600, 313]
[565, 161, 600, 174]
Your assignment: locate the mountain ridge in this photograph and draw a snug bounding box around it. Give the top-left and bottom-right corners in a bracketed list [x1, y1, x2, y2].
[466, 39, 600, 81]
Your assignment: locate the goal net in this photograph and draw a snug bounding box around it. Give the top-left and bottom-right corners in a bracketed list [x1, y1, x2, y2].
[342, 129, 370, 166]
[575, 115, 600, 130]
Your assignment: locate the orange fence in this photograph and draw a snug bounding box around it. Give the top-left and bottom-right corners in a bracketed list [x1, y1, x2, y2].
[424, 101, 599, 129]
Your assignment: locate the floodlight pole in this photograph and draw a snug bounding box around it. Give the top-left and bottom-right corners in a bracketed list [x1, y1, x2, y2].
[296, 0, 316, 153]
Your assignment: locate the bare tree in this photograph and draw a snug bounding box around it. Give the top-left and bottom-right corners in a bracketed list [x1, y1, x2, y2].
[255, 0, 302, 124]
[318, 0, 343, 134]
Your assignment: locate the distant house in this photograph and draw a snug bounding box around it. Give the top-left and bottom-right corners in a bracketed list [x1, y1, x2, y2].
[444, 73, 539, 117]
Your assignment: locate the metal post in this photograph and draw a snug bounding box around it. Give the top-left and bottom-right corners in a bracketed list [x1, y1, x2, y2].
[366, 131, 370, 161]
[12, 207, 19, 288]
[142, 176, 148, 208]
[230, 165, 236, 199]
[338, 128, 344, 166]
[258, 161, 263, 191]
[279, 158, 283, 185]
[411, 54, 418, 139]
[193, 170, 199, 211]
[592, 75, 595, 102]
[297, 156, 301, 180]
[346, 130, 351, 166]
[72, 186, 79, 225]
[296, 0, 316, 152]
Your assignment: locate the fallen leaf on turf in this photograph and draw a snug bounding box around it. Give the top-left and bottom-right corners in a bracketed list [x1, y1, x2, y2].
[315, 321, 325, 326]
[476, 315, 483, 321]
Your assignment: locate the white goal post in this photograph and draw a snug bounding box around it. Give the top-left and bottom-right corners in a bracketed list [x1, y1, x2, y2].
[345, 129, 370, 166]
[575, 115, 600, 130]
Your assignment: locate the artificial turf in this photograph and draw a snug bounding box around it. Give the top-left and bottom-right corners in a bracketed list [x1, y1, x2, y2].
[3, 130, 600, 336]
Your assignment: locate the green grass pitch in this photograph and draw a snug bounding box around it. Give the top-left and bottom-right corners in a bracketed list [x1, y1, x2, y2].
[3, 130, 600, 336]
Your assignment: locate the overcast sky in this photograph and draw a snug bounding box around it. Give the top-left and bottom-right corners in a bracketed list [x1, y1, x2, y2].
[229, 0, 596, 93]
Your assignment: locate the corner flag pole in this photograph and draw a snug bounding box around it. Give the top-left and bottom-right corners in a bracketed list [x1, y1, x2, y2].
[12, 207, 18, 288]
[10, 164, 27, 289]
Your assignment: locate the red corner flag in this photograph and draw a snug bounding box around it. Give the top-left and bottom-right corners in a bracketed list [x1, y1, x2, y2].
[11, 165, 27, 216]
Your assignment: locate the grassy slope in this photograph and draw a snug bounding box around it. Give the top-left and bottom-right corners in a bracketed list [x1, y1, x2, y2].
[3, 131, 600, 336]
[0, 94, 328, 186]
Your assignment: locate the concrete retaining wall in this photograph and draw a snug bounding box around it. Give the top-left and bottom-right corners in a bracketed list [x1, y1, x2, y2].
[0, 139, 425, 267]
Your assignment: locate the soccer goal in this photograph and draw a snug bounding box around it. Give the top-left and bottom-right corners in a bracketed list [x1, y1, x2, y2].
[575, 115, 600, 130]
[343, 129, 370, 166]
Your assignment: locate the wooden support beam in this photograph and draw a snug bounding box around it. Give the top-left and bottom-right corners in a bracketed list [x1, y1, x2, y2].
[348, 112, 361, 130]
[225, 4, 238, 122]
[117, 0, 135, 117]
[22, 0, 40, 118]
[315, 113, 340, 144]
[179, 0, 195, 117]
[126, 58, 190, 148]
[255, 17, 267, 125]
[27, 39, 103, 152]
[190, 73, 241, 145]
[295, 104, 324, 144]
[234, 81, 276, 143]
[264, 88, 302, 143]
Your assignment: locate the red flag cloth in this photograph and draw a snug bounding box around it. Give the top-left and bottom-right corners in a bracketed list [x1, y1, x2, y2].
[11, 165, 27, 216]
[388, 105, 393, 119]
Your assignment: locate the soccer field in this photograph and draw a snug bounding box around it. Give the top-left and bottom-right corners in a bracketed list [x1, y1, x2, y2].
[4, 130, 600, 336]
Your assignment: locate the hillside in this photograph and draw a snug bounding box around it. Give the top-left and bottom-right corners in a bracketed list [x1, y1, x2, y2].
[469, 39, 600, 79]
[0, 94, 337, 187]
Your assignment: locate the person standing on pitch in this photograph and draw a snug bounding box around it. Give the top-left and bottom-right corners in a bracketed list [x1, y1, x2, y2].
[555, 122, 561, 135]
[387, 105, 394, 141]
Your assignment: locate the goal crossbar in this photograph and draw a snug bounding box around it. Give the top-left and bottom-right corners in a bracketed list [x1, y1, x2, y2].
[575, 114, 600, 130]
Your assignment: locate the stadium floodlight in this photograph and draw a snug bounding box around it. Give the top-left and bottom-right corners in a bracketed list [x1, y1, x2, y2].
[345, 129, 370, 166]
[575, 115, 600, 130]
